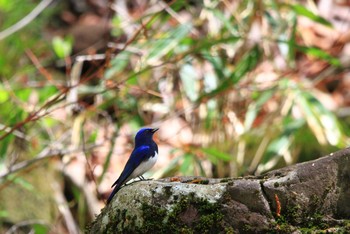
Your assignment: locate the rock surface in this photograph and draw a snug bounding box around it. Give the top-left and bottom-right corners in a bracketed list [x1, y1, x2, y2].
[89, 148, 350, 233]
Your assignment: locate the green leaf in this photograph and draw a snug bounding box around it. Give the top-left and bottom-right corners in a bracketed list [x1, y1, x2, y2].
[319, 113, 341, 146]
[277, 39, 341, 66]
[157, 154, 182, 177]
[244, 106, 257, 131]
[0, 134, 14, 159]
[198, 45, 261, 102]
[244, 89, 274, 130]
[262, 116, 306, 165]
[0, 86, 9, 102]
[262, 135, 290, 164]
[126, 75, 138, 85]
[38, 85, 58, 103]
[105, 51, 132, 79]
[0, 0, 14, 11]
[287, 15, 298, 63]
[12, 176, 34, 191]
[192, 36, 241, 54]
[282, 116, 305, 136]
[267, 136, 290, 156]
[111, 16, 123, 37]
[41, 117, 58, 128]
[291, 4, 332, 27]
[180, 153, 194, 175]
[180, 64, 199, 101]
[201, 51, 226, 80]
[264, 11, 278, 30]
[298, 46, 341, 66]
[15, 88, 31, 102]
[32, 223, 49, 234]
[231, 45, 261, 79]
[296, 90, 342, 146]
[202, 147, 232, 164]
[52, 36, 73, 59]
[146, 24, 192, 63]
[0, 210, 8, 218]
[211, 9, 238, 35]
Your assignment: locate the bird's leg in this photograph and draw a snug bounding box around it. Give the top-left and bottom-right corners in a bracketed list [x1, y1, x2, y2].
[142, 176, 153, 181]
[122, 176, 154, 189]
[138, 175, 153, 181]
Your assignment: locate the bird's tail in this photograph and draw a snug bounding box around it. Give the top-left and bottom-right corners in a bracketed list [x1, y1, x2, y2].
[107, 166, 133, 203]
[107, 185, 122, 204]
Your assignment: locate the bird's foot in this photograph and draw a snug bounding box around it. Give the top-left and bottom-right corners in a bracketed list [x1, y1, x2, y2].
[137, 176, 153, 181]
[143, 178, 153, 181]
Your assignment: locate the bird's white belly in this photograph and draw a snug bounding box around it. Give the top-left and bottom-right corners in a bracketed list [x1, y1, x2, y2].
[129, 151, 158, 180]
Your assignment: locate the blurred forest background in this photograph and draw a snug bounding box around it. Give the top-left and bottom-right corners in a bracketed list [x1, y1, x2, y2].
[1, 0, 350, 233]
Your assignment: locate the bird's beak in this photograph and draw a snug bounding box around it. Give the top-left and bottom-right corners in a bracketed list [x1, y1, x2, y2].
[151, 128, 159, 133]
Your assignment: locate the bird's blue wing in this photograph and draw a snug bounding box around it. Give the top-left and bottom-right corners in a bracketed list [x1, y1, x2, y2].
[107, 145, 152, 203]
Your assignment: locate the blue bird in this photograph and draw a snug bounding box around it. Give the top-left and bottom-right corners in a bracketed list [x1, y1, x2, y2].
[107, 127, 159, 204]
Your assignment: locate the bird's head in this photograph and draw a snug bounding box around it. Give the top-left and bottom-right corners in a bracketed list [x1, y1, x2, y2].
[135, 128, 159, 144]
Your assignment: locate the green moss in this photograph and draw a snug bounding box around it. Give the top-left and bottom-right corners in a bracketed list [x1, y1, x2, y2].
[243, 224, 253, 232]
[133, 192, 225, 233]
[163, 186, 173, 198]
[90, 208, 139, 234]
[274, 182, 279, 188]
[276, 223, 295, 233]
[219, 178, 241, 184]
[274, 172, 283, 177]
[224, 227, 235, 233]
[282, 203, 327, 230]
[106, 209, 128, 233]
[271, 203, 304, 226]
[140, 203, 167, 233]
[268, 202, 350, 233]
[309, 194, 321, 212]
[220, 178, 229, 183]
[198, 179, 209, 185]
[269, 218, 296, 233]
[344, 220, 350, 231]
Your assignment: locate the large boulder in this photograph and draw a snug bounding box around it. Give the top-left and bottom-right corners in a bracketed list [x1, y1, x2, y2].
[89, 148, 350, 233]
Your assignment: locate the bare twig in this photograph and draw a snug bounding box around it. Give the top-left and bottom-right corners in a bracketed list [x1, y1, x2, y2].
[52, 181, 80, 234]
[0, 123, 29, 141]
[25, 49, 56, 86]
[98, 125, 118, 183]
[63, 168, 103, 218]
[0, 91, 67, 141]
[0, 143, 102, 179]
[0, 0, 54, 40]
[80, 118, 100, 197]
[5, 219, 49, 234]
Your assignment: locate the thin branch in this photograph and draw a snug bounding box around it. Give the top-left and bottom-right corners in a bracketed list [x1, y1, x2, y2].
[0, 91, 67, 141]
[63, 170, 103, 218]
[0, 0, 54, 40]
[0, 143, 102, 179]
[0, 123, 29, 141]
[5, 220, 49, 234]
[25, 49, 56, 86]
[52, 181, 80, 234]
